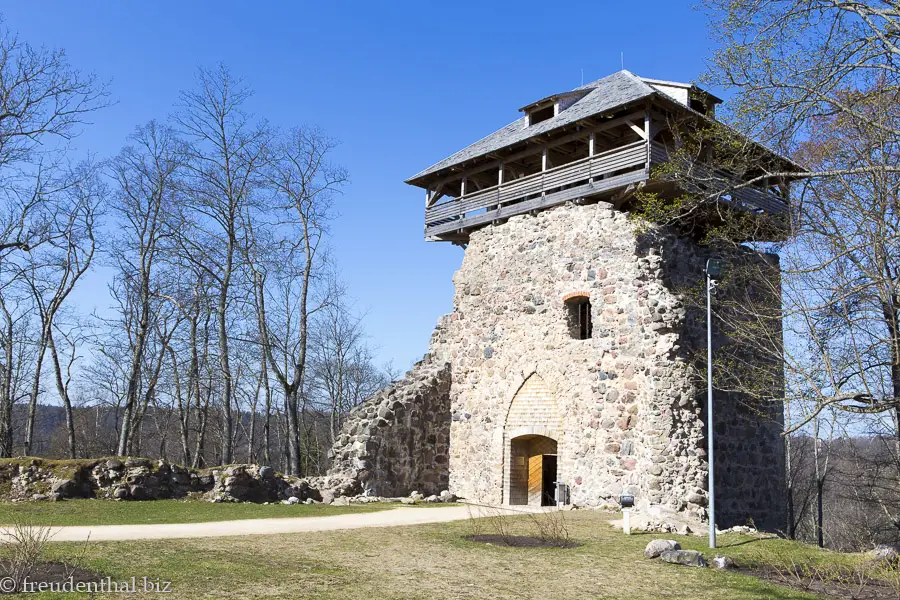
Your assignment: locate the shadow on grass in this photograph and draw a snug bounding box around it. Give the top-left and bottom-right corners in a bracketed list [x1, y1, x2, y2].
[718, 536, 782, 549]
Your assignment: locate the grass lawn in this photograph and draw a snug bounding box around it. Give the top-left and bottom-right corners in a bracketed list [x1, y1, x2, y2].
[0, 499, 392, 526]
[15, 509, 866, 599]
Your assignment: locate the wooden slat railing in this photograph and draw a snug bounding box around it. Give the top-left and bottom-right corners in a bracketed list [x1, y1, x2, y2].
[425, 141, 648, 237]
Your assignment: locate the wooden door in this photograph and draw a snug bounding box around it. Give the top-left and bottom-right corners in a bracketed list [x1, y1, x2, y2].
[527, 454, 543, 505]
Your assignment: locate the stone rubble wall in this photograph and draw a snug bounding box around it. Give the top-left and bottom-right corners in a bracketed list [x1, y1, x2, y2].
[321, 201, 785, 530]
[325, 359, 452, 498]
[429, 203, 710, 517]
[429, 202, 785, 529]
[1, 458, 316, 504]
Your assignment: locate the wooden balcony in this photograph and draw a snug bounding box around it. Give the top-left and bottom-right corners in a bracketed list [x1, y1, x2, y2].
[648, 144, 789, 216]
[424, 140, 788, 241]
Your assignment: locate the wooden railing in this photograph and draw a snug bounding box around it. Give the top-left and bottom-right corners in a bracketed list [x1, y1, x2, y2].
[425, 141, 648, 237]
[649, 142, 788, 215]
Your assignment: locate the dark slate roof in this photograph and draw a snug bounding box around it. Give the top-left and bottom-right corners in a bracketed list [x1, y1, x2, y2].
[406, 70, 657, 184]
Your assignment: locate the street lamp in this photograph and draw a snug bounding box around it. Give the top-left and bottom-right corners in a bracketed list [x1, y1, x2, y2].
[705, 258, 722, 549]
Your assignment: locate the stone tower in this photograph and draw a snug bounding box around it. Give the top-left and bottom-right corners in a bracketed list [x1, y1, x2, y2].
[327, 71, 793, 530]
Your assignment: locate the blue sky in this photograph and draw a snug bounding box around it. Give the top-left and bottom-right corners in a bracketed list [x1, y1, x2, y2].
[4, 1, 716, 372]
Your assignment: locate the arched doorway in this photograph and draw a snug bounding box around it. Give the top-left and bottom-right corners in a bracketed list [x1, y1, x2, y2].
[508, 434, 558, 506]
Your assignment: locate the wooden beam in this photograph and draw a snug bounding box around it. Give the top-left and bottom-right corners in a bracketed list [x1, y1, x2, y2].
[589, 133, 595, 156]
[629, 122, 648, 139]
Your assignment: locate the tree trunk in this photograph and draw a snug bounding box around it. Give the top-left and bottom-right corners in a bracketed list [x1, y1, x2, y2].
[816, 477, 824, 548]
[46, 329, 76, 458]
[785, 434, 795, 539]
[262, 358, 271, 464]
[24, 334, 48, 456]
[218, 271, 234, 466]
[0, 306, 14, 458]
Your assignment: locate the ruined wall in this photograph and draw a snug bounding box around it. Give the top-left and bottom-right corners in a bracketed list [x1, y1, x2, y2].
[428, 201, 785, 528]
[326, 200, 785, 530]
[327, 359, 451, 497]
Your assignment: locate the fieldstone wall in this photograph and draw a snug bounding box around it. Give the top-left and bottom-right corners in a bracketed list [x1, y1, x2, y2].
[427, 202, 710, 518]
[0, 458, 316, 504]
[432, 201, 784, 528]
[326, 359, 451, 497]
[326, 200, 785, 530]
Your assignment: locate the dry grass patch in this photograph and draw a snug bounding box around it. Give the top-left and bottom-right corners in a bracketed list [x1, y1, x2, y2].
[18, 510, 833, 599]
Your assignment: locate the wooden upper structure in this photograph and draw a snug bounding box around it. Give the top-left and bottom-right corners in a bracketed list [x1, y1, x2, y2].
[406, 71, 794, 243]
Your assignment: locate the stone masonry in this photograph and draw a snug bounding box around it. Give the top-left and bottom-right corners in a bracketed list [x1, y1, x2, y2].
[328, 201, 786, 530]
[327, 360, 451, 497]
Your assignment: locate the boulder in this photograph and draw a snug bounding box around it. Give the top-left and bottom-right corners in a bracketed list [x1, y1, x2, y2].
[129, 485, 151, 501]
[330, 496, 350, 506]
[424, 495, 440, 503]
[284, 496, 300, 505]
[259, 466, 274, 479]
[50, 479, 84, 499]
[106, 459, 124, 470]
[659, 550, 707, 568]
[712, 555, 736, 569]
[870, 544, 900, 565]
[644, 539, 681, 559]
[112, 486, 129, 500]
[720, 525, 757, 535]
[439, 490, 457, 503]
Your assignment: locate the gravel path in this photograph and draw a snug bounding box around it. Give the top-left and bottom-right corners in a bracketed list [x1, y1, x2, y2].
[18, 504, 519, 542]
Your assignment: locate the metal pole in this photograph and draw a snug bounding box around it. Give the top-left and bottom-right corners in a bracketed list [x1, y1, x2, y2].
[706, 262, 716, 549]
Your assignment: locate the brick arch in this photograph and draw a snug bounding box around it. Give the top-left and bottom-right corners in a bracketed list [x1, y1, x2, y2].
[562, 290, 591, 303]
[504, 372, 564, 433]
[502, 373, 564, 504]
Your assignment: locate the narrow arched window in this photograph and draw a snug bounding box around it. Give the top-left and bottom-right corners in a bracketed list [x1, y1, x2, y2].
[563, 293, 592, 340]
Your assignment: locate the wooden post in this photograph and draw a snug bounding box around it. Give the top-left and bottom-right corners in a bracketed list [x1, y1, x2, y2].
[461, 176, 467, 198]
[498, 162, 503, 186]
[542, 147, 548, 171]
[425, 188, 431, 207]
[588, 133, 595, 180]
[644, 108, 651, 172]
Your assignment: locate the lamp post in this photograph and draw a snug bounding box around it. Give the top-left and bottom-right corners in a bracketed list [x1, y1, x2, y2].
[620, 495, 635, 535]
[705, 258, 722, 549]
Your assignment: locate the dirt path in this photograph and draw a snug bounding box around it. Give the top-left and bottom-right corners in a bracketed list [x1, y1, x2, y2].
[17, 504, 520, 542]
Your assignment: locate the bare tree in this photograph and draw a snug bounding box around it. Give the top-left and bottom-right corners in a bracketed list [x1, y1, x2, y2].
[702, 0, 900, 181]
[175, 65, 270, 465]
[22, 164, 103, 455]
[251, 128, 346, 475]
[311, 298, 388, 444]
[0, 281, 34, 456]
[0, 24, 107, 256]
[45, 317, 87, 458]
[109, 121, 183, 456]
